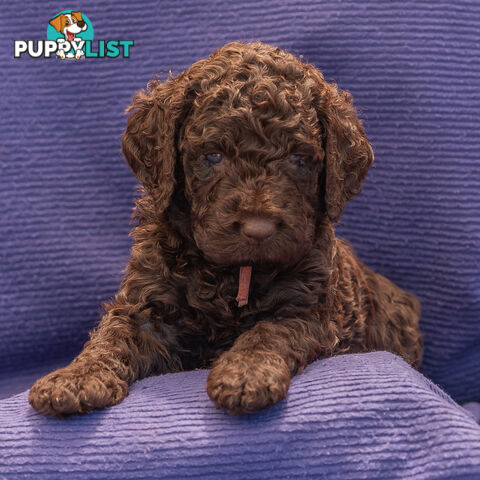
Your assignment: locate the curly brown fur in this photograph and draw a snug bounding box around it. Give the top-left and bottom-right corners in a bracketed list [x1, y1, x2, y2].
[29, 41, 423, 417]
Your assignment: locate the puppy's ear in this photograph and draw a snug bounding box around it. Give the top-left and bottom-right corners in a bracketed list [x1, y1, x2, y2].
[49, 15, 64, 32]
[71, 11, 82, 21]
[122, 78, 187, 213]
[311, 74, 374, 223]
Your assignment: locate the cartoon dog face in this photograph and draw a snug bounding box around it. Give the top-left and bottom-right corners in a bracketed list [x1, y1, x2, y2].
[49, 12, 87, 42]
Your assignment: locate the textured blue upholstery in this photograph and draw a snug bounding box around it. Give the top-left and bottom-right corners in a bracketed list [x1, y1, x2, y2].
[1, 353, 480, 480]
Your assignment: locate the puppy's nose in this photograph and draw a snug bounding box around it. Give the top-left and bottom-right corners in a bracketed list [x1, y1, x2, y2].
[241, 217, 277, 242]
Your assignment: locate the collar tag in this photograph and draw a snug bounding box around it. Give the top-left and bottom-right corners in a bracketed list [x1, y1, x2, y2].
[236, 266, 252, 307]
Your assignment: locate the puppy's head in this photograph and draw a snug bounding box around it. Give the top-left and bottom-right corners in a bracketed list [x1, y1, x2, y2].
[49, 12, 87, 39]
[122, 42, 373, 267]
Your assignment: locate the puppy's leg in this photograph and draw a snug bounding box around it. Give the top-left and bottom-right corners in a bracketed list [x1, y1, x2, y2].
[207, 318, 333, 415]
[29, 294, 180, 417]
[362, 265, 423, 368]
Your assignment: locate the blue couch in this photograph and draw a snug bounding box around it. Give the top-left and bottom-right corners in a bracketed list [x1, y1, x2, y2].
[1, 353, 479, 479]
[1, 1, 479, 478]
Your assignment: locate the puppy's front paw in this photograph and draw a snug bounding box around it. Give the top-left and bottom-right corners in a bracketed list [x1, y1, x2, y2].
[207, 351, 290, 415]
[28, 363, 128, 417]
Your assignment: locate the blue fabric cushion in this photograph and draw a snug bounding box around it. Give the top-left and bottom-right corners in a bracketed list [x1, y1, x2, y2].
[1, 352, 479, 479]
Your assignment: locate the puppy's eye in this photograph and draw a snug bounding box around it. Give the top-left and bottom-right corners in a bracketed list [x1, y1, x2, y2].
[204, 153, 223, 165]
[289, 154, 308, 172]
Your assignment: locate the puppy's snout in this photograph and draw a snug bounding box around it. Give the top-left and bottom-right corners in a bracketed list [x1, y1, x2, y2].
[241, 217, 277, 242]
[78, 20, 86, 28]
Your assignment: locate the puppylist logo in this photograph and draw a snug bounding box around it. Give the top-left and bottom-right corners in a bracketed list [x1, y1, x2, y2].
[14, 10, 134, 60]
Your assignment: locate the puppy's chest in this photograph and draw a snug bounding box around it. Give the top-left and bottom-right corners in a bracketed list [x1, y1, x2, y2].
[156, 266, 327, 367]
[187, 268, 313, 309]
[177, 267, 324, 333]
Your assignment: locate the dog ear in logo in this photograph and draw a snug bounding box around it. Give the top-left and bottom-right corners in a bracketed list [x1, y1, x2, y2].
[49, 14, 66, 33]
[70, 11, 83, 22]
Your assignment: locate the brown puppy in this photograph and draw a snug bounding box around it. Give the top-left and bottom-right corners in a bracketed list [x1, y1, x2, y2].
[29, 41, 423, 417]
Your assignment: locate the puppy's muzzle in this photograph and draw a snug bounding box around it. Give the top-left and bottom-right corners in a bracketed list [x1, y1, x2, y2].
[241, 217, 277, 242]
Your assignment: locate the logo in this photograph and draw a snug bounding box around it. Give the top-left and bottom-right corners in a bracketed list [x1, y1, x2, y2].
[14, 10, 134, 60]
[47, 10, 93, 59]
